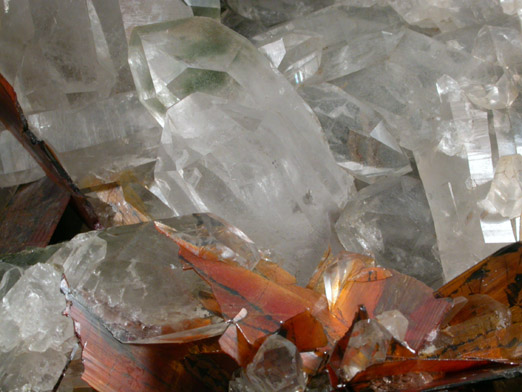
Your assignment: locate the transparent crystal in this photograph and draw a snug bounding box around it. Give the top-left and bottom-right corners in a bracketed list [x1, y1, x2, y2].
[375, 309, 409, 343]
[0, 263, 75, 392]
[482, 154, 522, 219]
[56, 217, 235, 343]
[128, 17, 352, 282]
[184, 0, 221, 19]
[335, 176, 443, 288]
[226, 0, 335, 26]
[230, 334, 306, 392]
[342, 319, 391, 380]
[298, 83, 411, 182]
[252, 5, 404, 84]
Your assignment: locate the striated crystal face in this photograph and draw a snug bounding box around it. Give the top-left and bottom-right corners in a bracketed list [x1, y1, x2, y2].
[335, 176, 443, 287]
[129, 17, 352, 283]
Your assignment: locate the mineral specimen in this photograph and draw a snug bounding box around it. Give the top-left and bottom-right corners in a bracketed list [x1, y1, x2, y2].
[129, 17, 352, 282]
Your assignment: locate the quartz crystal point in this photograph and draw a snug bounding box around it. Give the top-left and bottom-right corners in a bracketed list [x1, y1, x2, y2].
[118, 0, 193, 42]
[0, 263, 75, 392]
[298, 83, 411, 182]
[335, 176, 443, 287]
[57, 216, 255, 343]
[252, 5, 404, 84]
[229, 334, 307, 392]
[0, 0, 133, 114]
[129, 17, 352, 282]
[0, 92, 162, 188]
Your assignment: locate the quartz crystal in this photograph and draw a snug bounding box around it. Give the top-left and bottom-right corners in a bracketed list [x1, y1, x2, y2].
[298, 83, 411, 182]
[335, 176, 443, 287]
[226, 0, 335, 26]
[129, 17, 352, 282]
[229, 334, 306, 392]
[341, 318, 392, 380]
[252, 5, 404, 84]
[482, 154, 522, 219]
[0, 263, 75, 392]
[0, 0, 133, 114]
[56, 216, 242, 343]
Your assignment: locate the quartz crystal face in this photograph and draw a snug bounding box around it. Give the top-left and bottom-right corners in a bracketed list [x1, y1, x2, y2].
[335, 176, 443, 287]
[129, 17, 352, 283]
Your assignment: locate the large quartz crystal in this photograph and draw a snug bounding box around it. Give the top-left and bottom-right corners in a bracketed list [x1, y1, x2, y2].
[129, 17, 352, 282]
[335, 175, 443, 287]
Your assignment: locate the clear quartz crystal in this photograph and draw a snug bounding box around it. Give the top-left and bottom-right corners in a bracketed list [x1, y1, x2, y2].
[129, 17, 352, 283]
[230, 334, 306, 392]
[55, 217, 242, 343]
[252, 5, 404, 84]
[482, 154, 522, 219]
[0, 263, 75, 392]
[335, 176, 443, 287]
[298, 83, 411, 182]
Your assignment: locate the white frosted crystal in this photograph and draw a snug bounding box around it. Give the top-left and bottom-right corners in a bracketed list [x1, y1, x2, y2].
[230, 334, 306, 392]
[335, 176, 443, 287]
[0, 263, 75, 392]
[482, 154, 522, 219]
[129, 17, 352, 283]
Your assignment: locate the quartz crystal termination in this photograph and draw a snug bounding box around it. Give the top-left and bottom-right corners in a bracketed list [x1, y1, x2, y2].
[129, 17, 353, 283]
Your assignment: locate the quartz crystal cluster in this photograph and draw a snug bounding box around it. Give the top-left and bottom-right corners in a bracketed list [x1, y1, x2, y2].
[0, 0, 522, 391]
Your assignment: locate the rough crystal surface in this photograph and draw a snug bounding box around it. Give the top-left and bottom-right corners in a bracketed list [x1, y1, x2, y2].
[335, 176, 443, 287]
[0, 263, 75, 392]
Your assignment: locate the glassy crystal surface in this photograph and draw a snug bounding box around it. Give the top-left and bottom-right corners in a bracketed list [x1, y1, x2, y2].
[230, 334, 306, 392]
[129, 17, 352, 282]
[0, 0, 134, 114]
[27, 91, 162, 187]
[56, 217, 236, 343]
[482, 154, 522, 219]
[341, 318, 392, 380]
[0, 263, 75, 392]
[226, 0, 335, 26]
[252, 5, 404, 84]
[298, 83, 411, 182]
[184, 0, 221, 18]
[118, 0, 193, 42]
[335, 176, 443, 287]
[0, 130, 44, 187]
